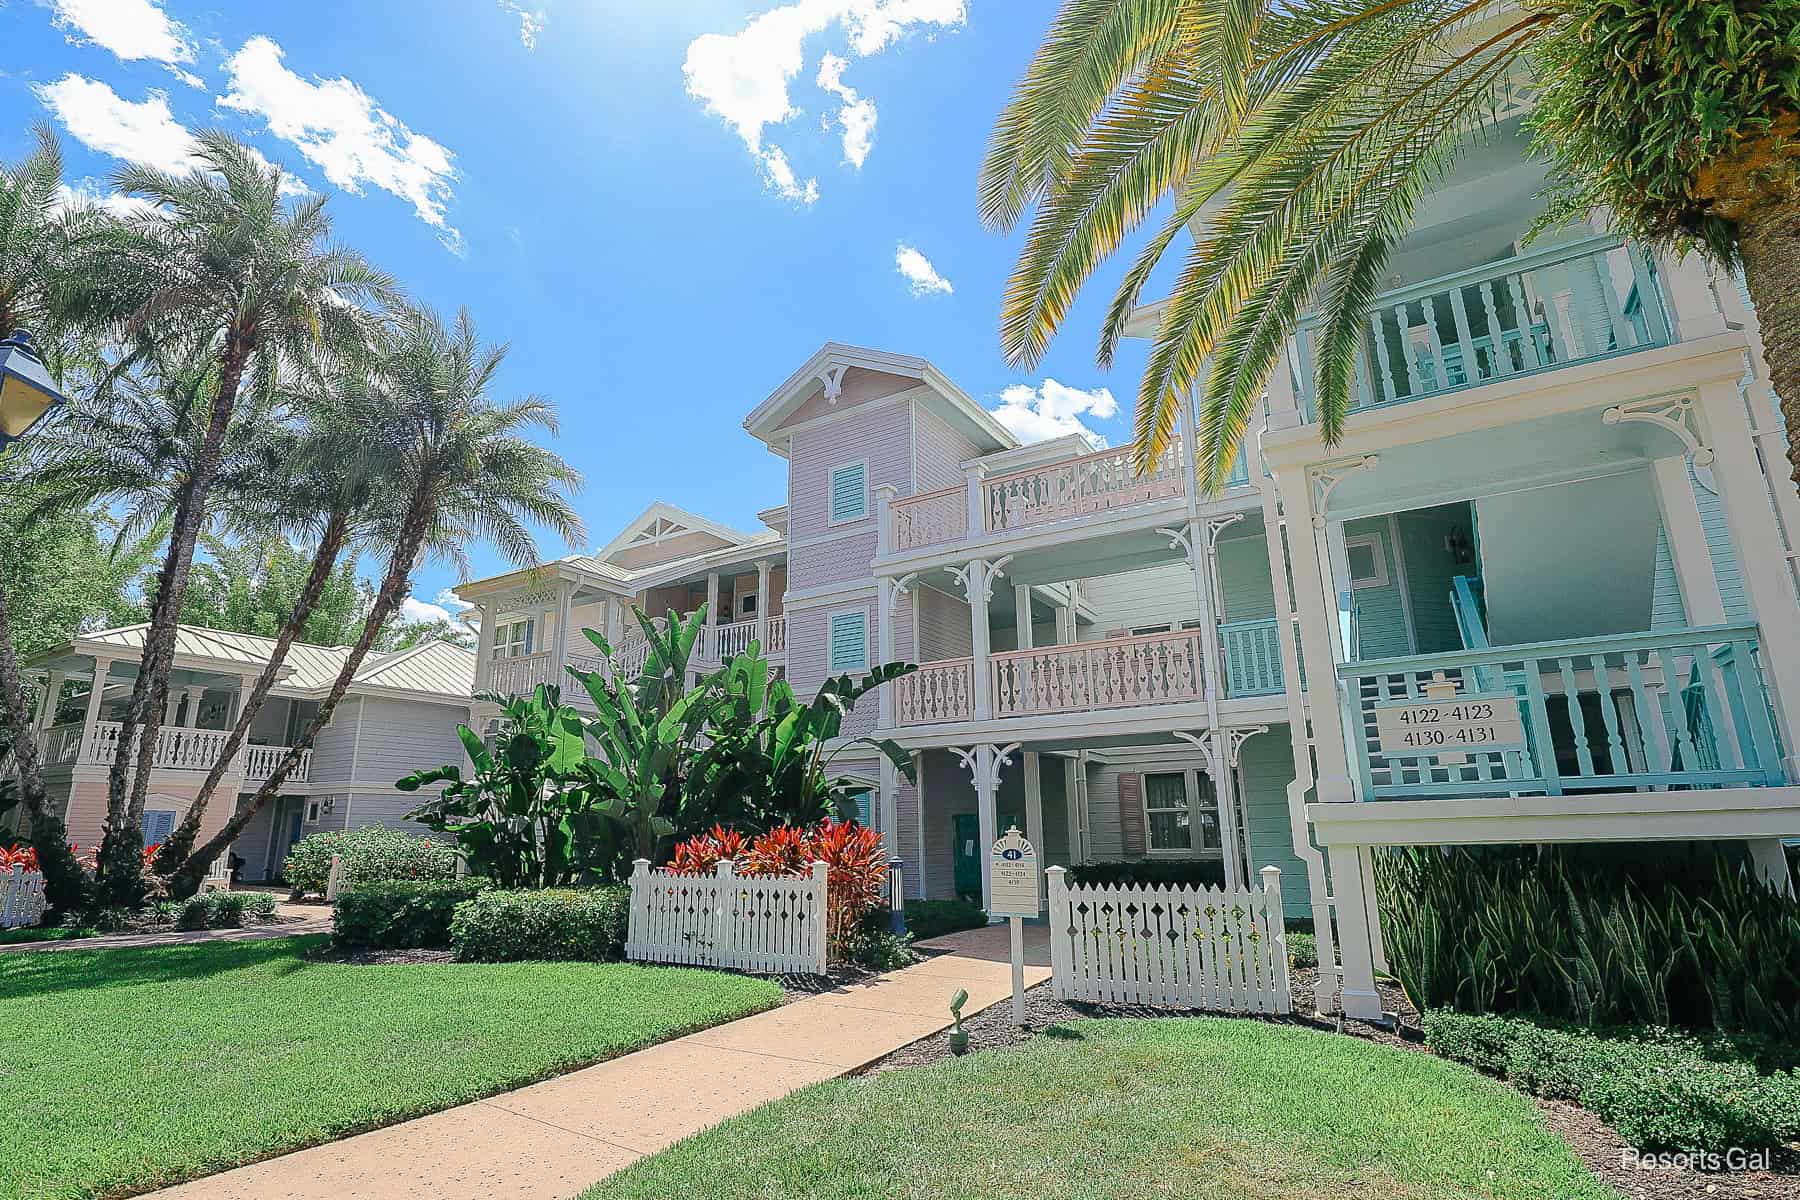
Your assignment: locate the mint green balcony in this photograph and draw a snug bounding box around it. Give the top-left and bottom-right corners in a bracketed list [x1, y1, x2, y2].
[1294, 234, 1672, 420]
[1221, 618, 1283, 697]
[1337, 624, 1782, 801]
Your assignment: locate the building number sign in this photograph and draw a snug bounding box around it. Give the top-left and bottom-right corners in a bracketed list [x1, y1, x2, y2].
[1372, 682, 1526, 761]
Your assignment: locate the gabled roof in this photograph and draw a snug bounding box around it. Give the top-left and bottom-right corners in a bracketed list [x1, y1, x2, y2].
[46, 623, 475, 702]
[742, 342, 1017, 457]
[595, 501, 761, 563]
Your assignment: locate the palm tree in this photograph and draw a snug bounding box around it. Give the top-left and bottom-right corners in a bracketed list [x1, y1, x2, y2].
[150, 367, 399, 875]
[0, 126, 121, 911]
[171, 305, 583, 895]
[982, 0, 1800, 491]
[88, 131, 392, 904]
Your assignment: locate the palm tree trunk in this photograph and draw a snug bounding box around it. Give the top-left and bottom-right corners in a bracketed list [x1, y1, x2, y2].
[0, 562, 90, 913]
[174, 491, 431, 897]
[1736, 210, 1800, 496]
[150, 510, 351, 878]
[97, 339, 248, 906]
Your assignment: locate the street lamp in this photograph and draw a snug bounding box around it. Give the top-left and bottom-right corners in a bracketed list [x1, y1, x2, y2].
[0, 330, 66, 451]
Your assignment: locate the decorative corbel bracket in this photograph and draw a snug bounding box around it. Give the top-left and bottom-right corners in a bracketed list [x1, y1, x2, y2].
[1308, 456, 1379, 527]
[1602, 392, 1714, 466]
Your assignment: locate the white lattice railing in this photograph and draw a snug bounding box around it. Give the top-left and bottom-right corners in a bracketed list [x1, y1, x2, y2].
[242, 744, 312, 784]
[2, 866, 47, 931]
[42, 722, 86, 766]
[894, 657, 975, 725]
[990, 630, 1206, 718]
[487, 650, 554, 697]
[626, 858, 827, 975]
[80, 721, 232, 771]
[983, 441, 1185, 535]
[767, 614, 787, 654]
[890, 485, 969, 552]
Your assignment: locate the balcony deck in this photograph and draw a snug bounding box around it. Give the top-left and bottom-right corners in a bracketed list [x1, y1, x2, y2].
[482, 615, 787, 703]
[31, 720, 313, 784]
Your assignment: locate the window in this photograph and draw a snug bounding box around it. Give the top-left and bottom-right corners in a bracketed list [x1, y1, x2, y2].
[305, 799, 321, 823]
[740, 592, 758, 616]
[140, 809, 176, 846]
[1142, 770, 1222, 853]
[1131, 623, 1172, 636]
[493, 618, 535, 659]
[841, 787, 873, 826]
[1345, 534, 1388, 589]
[829, 610, 868, 673]
[829, 462, 868, 523]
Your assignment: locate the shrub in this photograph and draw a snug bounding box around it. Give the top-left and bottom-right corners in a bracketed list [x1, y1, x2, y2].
[333, 880, 487, 950]
[903, 899, 987, 941]
[283, 824, 456, 898]
[450, 887, 631, 962]
[843, 924, 915, 971]
[1286, 931, 1317, 970]
[1424, 1009, 1800, 1154]
[668, 819, 888, 960]
[1376, 846, 1800, 1040]
[1067, 860, 1225, 889]
[174, 890, 279, 931]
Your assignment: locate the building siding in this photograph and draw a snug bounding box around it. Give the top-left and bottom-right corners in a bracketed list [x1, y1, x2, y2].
[913, 403, 981, 494]
[787, 396, 911, 545]
[920, 748, 974, 899]
[307, 697, 363, 782]
[915, 584, 972, 662]
[1237, 732, 1312, 919]
[1693, 469, 1751, 622]
[1651, 524, 1687, 630]
[348, 698, 470, 789]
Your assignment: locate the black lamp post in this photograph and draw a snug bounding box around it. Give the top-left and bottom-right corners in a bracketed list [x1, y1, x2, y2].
[0, 330, 67, 451]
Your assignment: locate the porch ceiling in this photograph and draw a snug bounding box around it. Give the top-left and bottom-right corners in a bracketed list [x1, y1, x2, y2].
[1322, 405, 1692, 521]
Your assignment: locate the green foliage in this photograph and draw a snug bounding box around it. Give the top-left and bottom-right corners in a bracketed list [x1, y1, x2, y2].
[282, 824, 456, 898]
[843, 910, 915, 971]
[903, 899, 988, 941]
[401, 685, 619, 888]
[0, 501, 153, 665]
[1376, 846, 1800, 1040]
[1287, 932, 1318, 970]
[172, 890, 278, 931]
[1067, 860, 1226, 889]
[332, 879, 488, 949]
[1531, 0, 1800, 257]
[1424, 1009, 1800, 1154]
[449, 887, 632, 962]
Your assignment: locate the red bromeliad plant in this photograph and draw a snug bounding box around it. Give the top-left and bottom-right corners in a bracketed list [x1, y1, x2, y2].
[665, 818, 889, 955]
[0, 843, 38, 872]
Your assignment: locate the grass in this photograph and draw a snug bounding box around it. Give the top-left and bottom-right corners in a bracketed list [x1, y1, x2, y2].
[583, 1018, 1615, 1200]
[0, 935, 781, 1200]
[0, 926, 97, 946]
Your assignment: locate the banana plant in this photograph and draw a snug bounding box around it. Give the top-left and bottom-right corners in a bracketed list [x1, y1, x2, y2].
[397, 684, 602, 887]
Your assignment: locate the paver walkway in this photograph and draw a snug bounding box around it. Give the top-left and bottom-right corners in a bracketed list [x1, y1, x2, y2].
[153, 924, 1053, 1200]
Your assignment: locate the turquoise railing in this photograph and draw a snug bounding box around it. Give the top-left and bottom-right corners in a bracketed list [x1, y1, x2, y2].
[1294, 234, 1671, 419]
[1336, 623, 1781, 800]
[1449, 575, 1489, 651]
[1221, 618, 1284, 697]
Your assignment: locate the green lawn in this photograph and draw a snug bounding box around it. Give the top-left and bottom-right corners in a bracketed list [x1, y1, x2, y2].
[584, 1018, 1616, 1200]
[0, 926, 97, 946]
[0, 935, 781, 1200]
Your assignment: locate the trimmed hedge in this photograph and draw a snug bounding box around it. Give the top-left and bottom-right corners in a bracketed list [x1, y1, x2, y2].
[333, 880, 488, 950]
[283, 824, 456, 898]
[1424, 1010, 1800, 1154]
[1067, 860, 1225, 889]
[173, 891, 278, 931]
[903, 899, 987, 941]
[450, 887, 631, 962]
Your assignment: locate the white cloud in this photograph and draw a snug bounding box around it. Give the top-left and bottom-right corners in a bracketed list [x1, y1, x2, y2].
[989, 380, 1120, 448]
[816, 54, 875, 168]
[34, 75, 199, 174]
[218, 36, 462, 252]
[433, 587, 474, 615]
[894, 242, 951, 296]
[400, 596, 454, 625]
[683, 0, 965, 201]
[52, 178, 160, 219]
[497, 1, 544, 50]
[49, 0, 200, 85]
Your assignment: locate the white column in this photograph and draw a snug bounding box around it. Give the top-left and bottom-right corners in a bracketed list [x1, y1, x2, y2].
[553, 580, 573, 680]
[704, 571, 721, 659]
[975, 744, 998, 915]
[1062, 756, 1082, 864]
[754, 559, 772, 650]
[34, 670, 65, 729]
[1650, 456, 1727, 626]
[1326, 844, 1386, 1020]
[81, 658, 111, 760]
[1698, 378, 1800, 777]
[1657, 249, 1730, 342]
[1211, 732, 1245, 891]
[1022, 748, 1043, 909]
[472, 602, 496, 687]
[874, 484, 896, 557]
[1273, 468, 1358, 802]
[878, 755, 900, 861]
[965, 463, 986, 540]
[181, 685, 206, 728]
[1320, 518, 1356, 659]
[877, 576, 895, 727]
[968, 560, 993, 721]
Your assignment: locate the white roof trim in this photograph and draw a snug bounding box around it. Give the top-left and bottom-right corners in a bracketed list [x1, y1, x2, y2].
[596, 501, 760, 563]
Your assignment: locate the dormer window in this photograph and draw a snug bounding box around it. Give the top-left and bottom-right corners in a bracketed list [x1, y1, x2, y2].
[829, 462, 868, 524]
[493, 618, 535, 659]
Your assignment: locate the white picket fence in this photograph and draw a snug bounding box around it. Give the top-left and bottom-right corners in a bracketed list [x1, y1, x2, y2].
[626, 858, 828, 975]
[1046, 865, 1292, 1013]
[1, 866, 48, 931]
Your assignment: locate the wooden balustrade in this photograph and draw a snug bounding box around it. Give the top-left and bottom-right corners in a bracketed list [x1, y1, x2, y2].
[894, 658, 975, 725]
[889, 485, 969, 552]
[1294, 234, 1671, 418]
[983, 442, 1185, 535]
[242, 744, 312, 783]
[767, 614, 787, 654]
[989, 630, 1206, 718]
[488, 650, 554, 697]
[1338, 623, 1780, 800]
[1221, 619, 1284, 697]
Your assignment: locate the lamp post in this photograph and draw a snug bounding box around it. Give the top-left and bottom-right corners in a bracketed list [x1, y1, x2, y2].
[0, 330, 67, 451]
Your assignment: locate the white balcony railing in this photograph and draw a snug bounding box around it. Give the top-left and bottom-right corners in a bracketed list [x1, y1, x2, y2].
[767, 614, 787, 654]
[894, 658, 975, 725]
[242, 743, 313, 784]
[34, 720, 310, 782]
[990, 630, 1206, 719]
[890, 485, 969, 552]
[488, 650, 555, 698]
[983, 441, 1185, 536]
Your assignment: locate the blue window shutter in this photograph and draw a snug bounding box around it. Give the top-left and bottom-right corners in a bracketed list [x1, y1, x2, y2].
[830, 464, 867, 522]
[829, 611, 868, 673]
[852, 789, 873, 826]
[141, 809, 175, 845]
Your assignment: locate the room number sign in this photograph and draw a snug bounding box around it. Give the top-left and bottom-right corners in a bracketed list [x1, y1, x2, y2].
[1372, 692, 1526, 757]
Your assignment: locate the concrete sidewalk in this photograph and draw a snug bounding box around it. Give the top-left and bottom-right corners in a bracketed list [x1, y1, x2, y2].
[154, 925, 1052, 1200]
[0, 903, 330, 953]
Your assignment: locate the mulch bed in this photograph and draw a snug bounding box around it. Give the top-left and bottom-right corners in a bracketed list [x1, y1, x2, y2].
[859, 963, 1800, 1200]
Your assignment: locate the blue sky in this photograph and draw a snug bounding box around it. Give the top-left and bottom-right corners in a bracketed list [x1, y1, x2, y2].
[1, 0, 1167, 624]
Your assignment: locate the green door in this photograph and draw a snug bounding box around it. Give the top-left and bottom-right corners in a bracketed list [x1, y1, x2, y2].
[952, 813, 981, 901]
